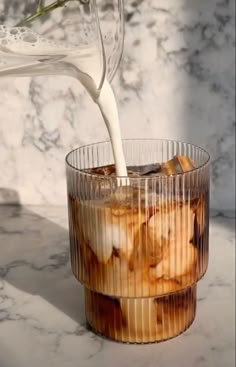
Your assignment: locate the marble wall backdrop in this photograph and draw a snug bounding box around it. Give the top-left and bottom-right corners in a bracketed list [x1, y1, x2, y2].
[0, 0, 235, 209]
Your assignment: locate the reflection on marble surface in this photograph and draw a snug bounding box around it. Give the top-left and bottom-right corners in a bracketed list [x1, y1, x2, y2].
[0, 205, 235, 367]
[0, 0, 235, 209]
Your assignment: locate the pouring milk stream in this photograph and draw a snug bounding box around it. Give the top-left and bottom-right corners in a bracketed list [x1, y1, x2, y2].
[0, 0, 128, 178]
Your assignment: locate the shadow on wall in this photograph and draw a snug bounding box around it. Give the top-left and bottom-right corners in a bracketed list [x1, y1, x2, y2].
[122, 0, 235, 210]
[0, 188, 21, 205]
[183, 0, 235, 202]
[0, 188, 86, 326]
[174, 0, 235, 208]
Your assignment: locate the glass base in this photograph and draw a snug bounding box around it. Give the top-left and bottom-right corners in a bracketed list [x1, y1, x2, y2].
[85, 285, 197, 344]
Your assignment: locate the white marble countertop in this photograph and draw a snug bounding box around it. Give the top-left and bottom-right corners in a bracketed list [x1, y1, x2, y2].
[0, 206, 235, 367]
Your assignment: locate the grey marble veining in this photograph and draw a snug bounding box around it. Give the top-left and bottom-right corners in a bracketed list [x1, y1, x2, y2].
[0, 205, 235, 367]
[0, 0, 235, 209]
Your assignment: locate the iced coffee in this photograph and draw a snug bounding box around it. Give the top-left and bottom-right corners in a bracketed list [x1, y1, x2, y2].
[66, 140, 210, 343]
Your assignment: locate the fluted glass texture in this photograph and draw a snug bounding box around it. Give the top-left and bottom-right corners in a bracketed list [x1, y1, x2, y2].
[66, 139, 210, 343]
[66, 140, 210, 297]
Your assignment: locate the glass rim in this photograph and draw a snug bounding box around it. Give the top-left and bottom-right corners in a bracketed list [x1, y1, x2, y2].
[65, 139, 211, 179]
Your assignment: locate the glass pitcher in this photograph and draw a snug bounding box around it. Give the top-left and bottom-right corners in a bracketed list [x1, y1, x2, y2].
[0, 0, 125, 98]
